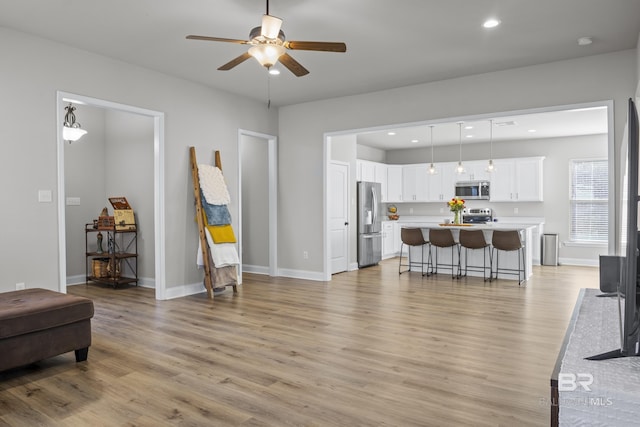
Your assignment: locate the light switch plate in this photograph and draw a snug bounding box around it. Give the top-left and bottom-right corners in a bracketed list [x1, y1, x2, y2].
[66, 197, 81, 206]
[38, 190, 52, 203]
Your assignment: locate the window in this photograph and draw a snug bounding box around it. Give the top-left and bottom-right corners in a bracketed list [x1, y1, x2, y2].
[570, 159, 608, 242]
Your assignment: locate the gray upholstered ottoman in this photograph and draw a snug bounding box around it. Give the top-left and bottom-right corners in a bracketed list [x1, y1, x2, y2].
[0, 288, 94, 372]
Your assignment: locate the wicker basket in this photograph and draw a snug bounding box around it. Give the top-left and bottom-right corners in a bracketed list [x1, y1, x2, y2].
[92, 258, 110, 278]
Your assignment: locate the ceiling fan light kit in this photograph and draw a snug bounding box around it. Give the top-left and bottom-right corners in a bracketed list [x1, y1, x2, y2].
[186, 0, 346, 77]
[261, 14, 283, 39]
[249, 43, 286, 68]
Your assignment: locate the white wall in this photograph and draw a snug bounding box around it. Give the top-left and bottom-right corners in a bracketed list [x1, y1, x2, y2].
[64, 105, 107, 279]
[104, 110, 155, 283]
[356, 145, 386, 162]
[241, 135, 269, 270]
[0, 26, 277, 294]
[637, 32, 640, 93]
[279, 49, 637, 276]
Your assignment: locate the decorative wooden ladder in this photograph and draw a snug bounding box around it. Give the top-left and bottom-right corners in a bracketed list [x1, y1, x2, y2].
[189, 148, 237, 299]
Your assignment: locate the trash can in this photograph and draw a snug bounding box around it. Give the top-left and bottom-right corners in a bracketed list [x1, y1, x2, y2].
[542, 233, 559, 266]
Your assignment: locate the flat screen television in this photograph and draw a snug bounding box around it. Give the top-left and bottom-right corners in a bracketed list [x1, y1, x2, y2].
[587, 98, 640, 360]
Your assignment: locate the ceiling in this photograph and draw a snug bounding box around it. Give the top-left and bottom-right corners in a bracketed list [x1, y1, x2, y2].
[356, 105, 609, 150]
[0, 0, 639, 108]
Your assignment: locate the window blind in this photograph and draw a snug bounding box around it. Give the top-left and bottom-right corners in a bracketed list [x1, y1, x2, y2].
[570, 159, 608, 242]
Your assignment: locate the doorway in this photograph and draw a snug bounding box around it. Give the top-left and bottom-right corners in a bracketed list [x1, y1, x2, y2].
[238, 129, 278, 280]
[329, 161, 350, 274]
[56, 91, 166, 299]
[322, 101, 615, 280]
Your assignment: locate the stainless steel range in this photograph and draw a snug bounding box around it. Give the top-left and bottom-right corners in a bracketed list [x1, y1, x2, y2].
[462, 208, 493, 224]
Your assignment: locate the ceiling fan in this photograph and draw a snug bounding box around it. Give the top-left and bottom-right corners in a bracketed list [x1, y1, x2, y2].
[186, 0, 346, 77]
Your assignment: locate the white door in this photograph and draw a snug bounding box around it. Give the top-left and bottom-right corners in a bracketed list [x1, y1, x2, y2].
[330, 161, 350, 274]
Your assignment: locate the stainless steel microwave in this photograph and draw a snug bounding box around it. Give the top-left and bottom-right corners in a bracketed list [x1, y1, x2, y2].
[455, 181, 490, 200]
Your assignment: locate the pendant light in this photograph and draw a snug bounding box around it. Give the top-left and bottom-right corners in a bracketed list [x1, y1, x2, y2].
[486, 119, 496, 173]
[455, 121, 465, 174]
[428, 125, 437, 174]
[63, 103, 88, 142]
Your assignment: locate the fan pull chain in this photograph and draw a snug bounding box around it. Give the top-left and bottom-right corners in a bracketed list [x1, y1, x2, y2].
[267, 71, 271, 109]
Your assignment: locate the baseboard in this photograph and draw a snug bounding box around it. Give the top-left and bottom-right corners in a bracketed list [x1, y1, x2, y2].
[557, 258, 599, 267]
[277, 268, 326, 282]
[137, 277, 155, 289]
[67, 275, 155, 288]
[66, 275, 85, 286]
[243, 264, 270, 275]
[349, 262, 359, 271]
[164, 282, 208, 299]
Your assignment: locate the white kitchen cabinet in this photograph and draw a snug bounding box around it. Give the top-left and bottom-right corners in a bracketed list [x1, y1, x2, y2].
[489, 159, 515, 201]
[357, 160, 376, 182]
[386, 166, 403, 202]
[427, 162, 457, 202]
[382, 221, 396, 258]
[402, 164, 430, 202]
[374, 162, 388, 202]
[464, 160, 492, 182]
[490, 157, 544, 202]
[393, 222, 401, 254]
[357, 160, 389, 201]
[515, 157, 544, 201]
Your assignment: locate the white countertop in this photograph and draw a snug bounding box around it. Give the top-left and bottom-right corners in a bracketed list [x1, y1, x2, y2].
[384, 216, 544, 230]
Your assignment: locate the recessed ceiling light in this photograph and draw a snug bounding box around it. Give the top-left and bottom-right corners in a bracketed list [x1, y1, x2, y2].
[464, 125, 473, 130]
[483, 18, 501, 29]
[466, 135, 474, 138]
[411, 139, 419, 143]
[268, 68, 280, 75]
[387, 132, 396, 136]
[528, 129, 537, 133]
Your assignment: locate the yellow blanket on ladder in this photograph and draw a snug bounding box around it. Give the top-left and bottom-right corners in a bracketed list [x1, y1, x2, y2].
[207, 224, 236, 244]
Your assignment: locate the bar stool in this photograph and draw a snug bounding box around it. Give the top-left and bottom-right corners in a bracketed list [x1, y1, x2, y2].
[398, 228, 430, 275]
[428, 228, 460, 279]
[492, 230, 526, 285]
[458, 229, 492, 281]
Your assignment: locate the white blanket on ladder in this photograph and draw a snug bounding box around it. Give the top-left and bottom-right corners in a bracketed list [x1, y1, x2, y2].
[196, 228, 239, 268]
[198, 164, 231, 205]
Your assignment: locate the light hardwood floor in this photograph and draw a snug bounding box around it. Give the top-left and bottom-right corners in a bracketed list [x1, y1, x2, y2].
[0, 260, 598, 426]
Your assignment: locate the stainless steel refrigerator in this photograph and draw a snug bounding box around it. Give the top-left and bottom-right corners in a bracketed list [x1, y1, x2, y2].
[357, 181, 382, 267]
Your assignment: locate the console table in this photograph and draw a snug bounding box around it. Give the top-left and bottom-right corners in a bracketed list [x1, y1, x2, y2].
[550, 288, 640, 425]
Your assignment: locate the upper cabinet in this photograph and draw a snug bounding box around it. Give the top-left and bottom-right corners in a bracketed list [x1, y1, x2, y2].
[386, 166, 403, 202]
[402, 164, 430, 202]
[374, 162, 388, 202]
[357, 160, 388, 201]
[462, 160, 492, 182]
[427, 162, 457, 202]
[356, 156, 543, 203]
[490, 157, 544, 202]
[357, 159, 376, 182]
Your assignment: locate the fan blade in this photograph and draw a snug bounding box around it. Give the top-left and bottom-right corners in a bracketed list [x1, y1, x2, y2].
[218, 52, 253, 71]
[284, 40, 347, 52]
[186, 35, 249, 44]
[279, 53, 309, 77]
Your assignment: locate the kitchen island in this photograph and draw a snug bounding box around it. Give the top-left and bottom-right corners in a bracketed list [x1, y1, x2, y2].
[403, 222, 536, 281]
